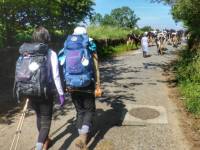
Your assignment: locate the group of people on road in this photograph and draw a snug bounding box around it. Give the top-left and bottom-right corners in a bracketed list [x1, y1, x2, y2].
[14, 26, 102, 150]
[140, 30, 184, 57]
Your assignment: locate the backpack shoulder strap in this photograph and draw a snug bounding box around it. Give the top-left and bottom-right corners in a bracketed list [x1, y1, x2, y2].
[47, 49, 52, 74]
[58, 48, 66, 66]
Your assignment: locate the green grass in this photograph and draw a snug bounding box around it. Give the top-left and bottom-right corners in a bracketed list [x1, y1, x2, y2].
[98, 43, 137, 58]
[88, 25, 142, 40]
[180, 82, 200, 116]
[88, 25, 141, 58]
[175, 48, 200, 116]
[112, 44, 137, 54]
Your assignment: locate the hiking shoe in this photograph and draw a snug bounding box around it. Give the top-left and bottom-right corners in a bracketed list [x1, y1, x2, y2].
[75, 134, 88, 150]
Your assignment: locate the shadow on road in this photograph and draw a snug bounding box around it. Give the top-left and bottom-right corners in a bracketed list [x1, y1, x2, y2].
[52, 117, 78, 150]
[88, 97, 129, 150]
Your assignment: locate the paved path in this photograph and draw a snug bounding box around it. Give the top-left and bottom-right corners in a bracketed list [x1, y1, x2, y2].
[0, 45, 191, 150]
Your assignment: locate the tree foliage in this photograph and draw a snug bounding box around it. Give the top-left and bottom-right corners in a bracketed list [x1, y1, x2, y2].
[90, 13, 103, 25]
[110, 7, 140, 28]
[172, 0, 200, 32]
[141, 26, 153, 32]
[151, 0, 176, 4]
[0, 0, 94, 45]
[101, 14, 116, 26]
[90, 7, 139, 28]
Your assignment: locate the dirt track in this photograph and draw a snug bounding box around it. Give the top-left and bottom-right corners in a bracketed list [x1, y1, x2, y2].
[0, 45, 195, 150]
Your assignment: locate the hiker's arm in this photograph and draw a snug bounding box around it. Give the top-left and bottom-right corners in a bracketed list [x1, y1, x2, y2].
[88, 39, 100, 86]
[92, 52, 100, 86]
[50, 51, 64, 96]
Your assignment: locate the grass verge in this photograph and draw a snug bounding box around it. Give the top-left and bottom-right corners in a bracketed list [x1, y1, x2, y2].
[88, 25, 142, 40]
[98, 43, 138, 58]
[175, 48, 200, 116]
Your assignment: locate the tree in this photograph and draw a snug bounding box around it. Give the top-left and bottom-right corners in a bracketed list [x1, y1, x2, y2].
[141, 26, 153, 32]
[110, 7, 140, 28]
[93, 7, 139, 28]
[172, 0, 200, 48]
[101, 14, 116, 26]
[172, 0, 200, 30]
[90, 13, 103, 25]
[0, 0, 94, 45]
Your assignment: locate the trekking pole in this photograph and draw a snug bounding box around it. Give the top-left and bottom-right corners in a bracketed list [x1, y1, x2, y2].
[9, 98, 29, 150]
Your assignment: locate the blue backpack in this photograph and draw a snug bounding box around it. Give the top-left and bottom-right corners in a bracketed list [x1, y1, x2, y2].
[60, 34, 94, 88]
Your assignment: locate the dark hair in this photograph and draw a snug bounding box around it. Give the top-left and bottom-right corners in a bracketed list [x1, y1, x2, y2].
[32, 26, 50, 43]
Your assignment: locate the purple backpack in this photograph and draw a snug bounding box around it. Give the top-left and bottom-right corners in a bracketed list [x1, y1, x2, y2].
[63, 34, 94, 88]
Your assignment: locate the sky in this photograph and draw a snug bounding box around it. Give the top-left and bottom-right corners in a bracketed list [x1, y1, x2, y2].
[93, 0, 183, 30]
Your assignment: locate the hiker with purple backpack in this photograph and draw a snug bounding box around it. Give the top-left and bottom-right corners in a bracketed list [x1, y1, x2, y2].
[58, 26, 102, 150]
[14, 26, 65, 150]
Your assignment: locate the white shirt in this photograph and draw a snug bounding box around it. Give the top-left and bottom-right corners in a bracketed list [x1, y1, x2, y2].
[141, 36, 148, 46]
[50, 50, 64, 96]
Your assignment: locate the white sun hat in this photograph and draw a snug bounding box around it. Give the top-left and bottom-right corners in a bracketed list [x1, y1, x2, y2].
[73, 26, 87, 35]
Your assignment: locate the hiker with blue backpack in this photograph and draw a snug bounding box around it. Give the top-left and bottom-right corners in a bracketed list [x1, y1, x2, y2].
[58, 26, 102, 150]
[14, 26, 65, 150]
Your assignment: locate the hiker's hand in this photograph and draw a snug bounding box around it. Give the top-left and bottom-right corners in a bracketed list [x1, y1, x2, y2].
[59, 95, 65, 107]
[95, 84, 102, 97]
